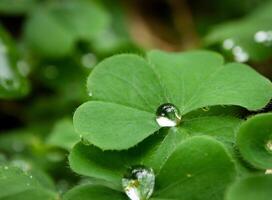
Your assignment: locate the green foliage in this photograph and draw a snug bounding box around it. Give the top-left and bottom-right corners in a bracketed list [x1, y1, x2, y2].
[237, 113, 272, 169]
[0, 166, 57, 200]
[47, 118, 80, 150]
[74, 50, 272, 150]
[225, 175, 272, 200]
[1, 1, 272, 199]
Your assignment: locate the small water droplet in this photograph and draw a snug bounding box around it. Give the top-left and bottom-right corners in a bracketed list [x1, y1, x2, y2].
[88, 91, 92, 97]
[156, 103, 181, 127]
[186, 174, 192, 178]
[81, 53, 97, 69]
[201, 106, 210, 112]
[122, 165, 155, 200]
[232, 46, 249, 63]
[222, 38, 235, 50]
[254, 30, 272, 46]
[266, 140, 272, 152]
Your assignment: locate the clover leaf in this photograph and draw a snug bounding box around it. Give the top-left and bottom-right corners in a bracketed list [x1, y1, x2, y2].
[237, 112, 272, 169]
[74, 50, 272, 150]
[68, 136, 236, 200]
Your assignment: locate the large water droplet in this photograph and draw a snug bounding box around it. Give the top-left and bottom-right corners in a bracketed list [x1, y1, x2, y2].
[156, 103, 181, 127]
[122, 165, 155, 200]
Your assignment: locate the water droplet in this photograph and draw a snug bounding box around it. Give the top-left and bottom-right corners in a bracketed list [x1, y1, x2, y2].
[222, 38, 235, 50]
[156, 103, 181, 127]
[122, 165, 155, 200]
[254, 30, 272, 46]
[29, 175, 33, 179]
[266, 140, 272, 152]
[81, 53, 97, 69]
[88, 91, 92, 97]
[201, 106, 210, 112]
[232, 46, 249, 63]
[11, 159, 31, 172]
[186, 173, 192, 178]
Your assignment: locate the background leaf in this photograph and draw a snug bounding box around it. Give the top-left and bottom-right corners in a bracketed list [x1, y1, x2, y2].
[0, 166, 57, 200]
[154, 136, 236, 200]
[47, 118, 80, 150]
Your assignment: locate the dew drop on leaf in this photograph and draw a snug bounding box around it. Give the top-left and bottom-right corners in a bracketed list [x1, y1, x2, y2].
[201, 106, 210, 112]
[156, 103, 181, 127]
[265, 140, 272, 152]
[122, 165, 155, 200]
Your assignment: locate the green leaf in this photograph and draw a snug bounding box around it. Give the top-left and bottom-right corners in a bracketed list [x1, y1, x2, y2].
[0, 26, 29, 99]
[0, 0, 37, 14]
[69, 142, 128, 190]
[63, 184, 126, 200]
[153, 136, 237, 200]
[225, 175, 272, 200]
[0, 166, 58, 200]
[74, 50, 272, 150]
[47, 118, 80, 150]
[74, 101, 159, 150]
[237, 113, 272, 169]
[69, 128, 186, 189]
[24, 7, 74, 58]
[24, 0, 109, 58]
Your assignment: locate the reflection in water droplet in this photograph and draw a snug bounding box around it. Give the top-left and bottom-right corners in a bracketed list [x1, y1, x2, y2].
[81, 53, 97, 69]
[156, 103, 181, 127]
[232, 46, 249, 63]
[222, 38, 235, 50]
[254, 30, 272, 46]
[266, 140, 272, 152]
[122, 165, 155, 200]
